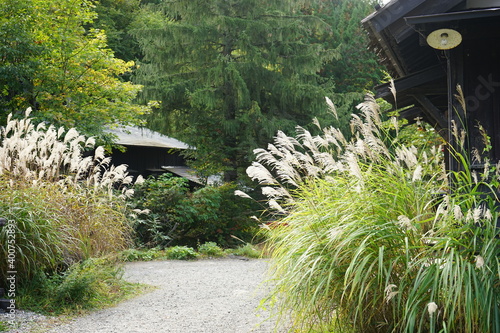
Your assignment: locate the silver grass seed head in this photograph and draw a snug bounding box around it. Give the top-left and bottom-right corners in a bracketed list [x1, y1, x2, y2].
[475, 255, 485, 269]
[453, 205, 463, 220]
[412, 165, 423, 182]
[234, 190, 252, 200]
[427, 302, 438, 316]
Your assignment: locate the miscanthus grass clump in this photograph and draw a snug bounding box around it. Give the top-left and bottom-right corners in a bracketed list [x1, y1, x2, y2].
[0, 108, 136, 286]
[247, 95, 500, 332]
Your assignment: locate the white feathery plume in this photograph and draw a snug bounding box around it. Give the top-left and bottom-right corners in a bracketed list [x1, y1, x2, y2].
[327, 126, 347, 147]
[345, 152, 363, 180]
[85, 137, 96, 148]
[57, 126, 65, 138]
[475, 255, 485, 269]
[123, 188, 135, 198]
[471, 147, 481, 165]
[354, 138, 367, 158]
[484, 209, 493, 221]
[412, 165, 422, 182]
[453, 205, 463, 220]
[472, 170, 478, 184]
[275, 130, 301, 151]
[5, 113, 13, 133]
[64, 128, 79, 143]
[473, 207, 482, 223]
[254, 147, 280, 167]
[398, 215, 416, 232]
[113, 164, 128, 175]
[384, 284, 398, 303]
[427, 302, 438, 316]
[135, 174, 145, 185]
[122, 175, 134, 185]
[389, 78, 397, 107]
[247, 162, 277, 185]
[422, 151, 428, 165]
[312, 117, 322, 130]
[261, 186, 291, 200]
[234, 190, 252, 199]
[465, 209, 473, 222]
[268, 199, 286, 214]
[325, 96, 338, 120]
[36, 122, 46, 132]
[483, 160, 491, 181]
[460, 129, 466, 147]
[391, 116, 399, 136]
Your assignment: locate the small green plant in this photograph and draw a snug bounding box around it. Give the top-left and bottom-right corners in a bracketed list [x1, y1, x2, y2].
[198, 242, 224, 257]
[165, 246, 198, 260]
[229, 243, 262, 259]
[120, 248, 163, 262]
[0, 321, 8, 332]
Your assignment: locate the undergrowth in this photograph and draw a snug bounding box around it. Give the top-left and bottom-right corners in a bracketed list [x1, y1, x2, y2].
[120, 242, 264, 262]
[17, 257, 149, 315]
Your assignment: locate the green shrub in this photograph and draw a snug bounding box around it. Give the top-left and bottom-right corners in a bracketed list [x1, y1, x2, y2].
[129, 175, 260, 248]
[17, 257, 139, 314]
[250, 94, 500, 332]
[198, 242, 224, 257]
[165, 246, 198, 260]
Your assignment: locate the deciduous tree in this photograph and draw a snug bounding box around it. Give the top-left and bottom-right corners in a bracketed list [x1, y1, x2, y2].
[0, 0, 148, 137]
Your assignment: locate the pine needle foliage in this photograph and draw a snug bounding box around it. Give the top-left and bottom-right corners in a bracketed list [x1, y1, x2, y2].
[250, 95, 500, 332]
[132, 0, 338, 180]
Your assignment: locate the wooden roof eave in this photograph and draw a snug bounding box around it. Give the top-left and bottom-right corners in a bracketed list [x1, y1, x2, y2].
[411, 94, 448, 136]
[405, 7, 500, 25]
[375, 65, 448, 136]
[363, 20, 406, 77]
[375, 64, 447, 101]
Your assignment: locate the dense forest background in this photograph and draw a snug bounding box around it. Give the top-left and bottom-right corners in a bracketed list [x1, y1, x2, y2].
[1, 0, 385, 182]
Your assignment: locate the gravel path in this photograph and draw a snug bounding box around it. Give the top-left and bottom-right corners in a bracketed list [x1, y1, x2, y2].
[2, 258, 283, 333]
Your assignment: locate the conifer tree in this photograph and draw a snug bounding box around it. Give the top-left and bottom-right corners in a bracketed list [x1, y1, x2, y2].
[312, 0, 385, 135]
[133, 0, 338, 181]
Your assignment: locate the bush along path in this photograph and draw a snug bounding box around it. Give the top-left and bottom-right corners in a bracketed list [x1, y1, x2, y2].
[30, 258, 283, 333]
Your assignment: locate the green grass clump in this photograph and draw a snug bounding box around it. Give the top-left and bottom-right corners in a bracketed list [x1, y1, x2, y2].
[198, 242, 224, 257]
[120, 248, 163, 262]
[17, 257, 146, 315]
[249, 94, 500, 332]
[165, 246, 198, 260]
[228, 243, 262, 258]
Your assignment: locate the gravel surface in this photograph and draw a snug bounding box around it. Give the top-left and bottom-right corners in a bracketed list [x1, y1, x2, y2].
[1, 258, 283, 333]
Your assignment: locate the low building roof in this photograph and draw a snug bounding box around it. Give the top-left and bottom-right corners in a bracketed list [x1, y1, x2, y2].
[107, 126, 191, 150]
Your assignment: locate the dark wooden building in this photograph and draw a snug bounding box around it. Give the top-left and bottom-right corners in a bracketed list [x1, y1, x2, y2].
[363, 0, 500, 173]
[107, 126, 203, 186]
